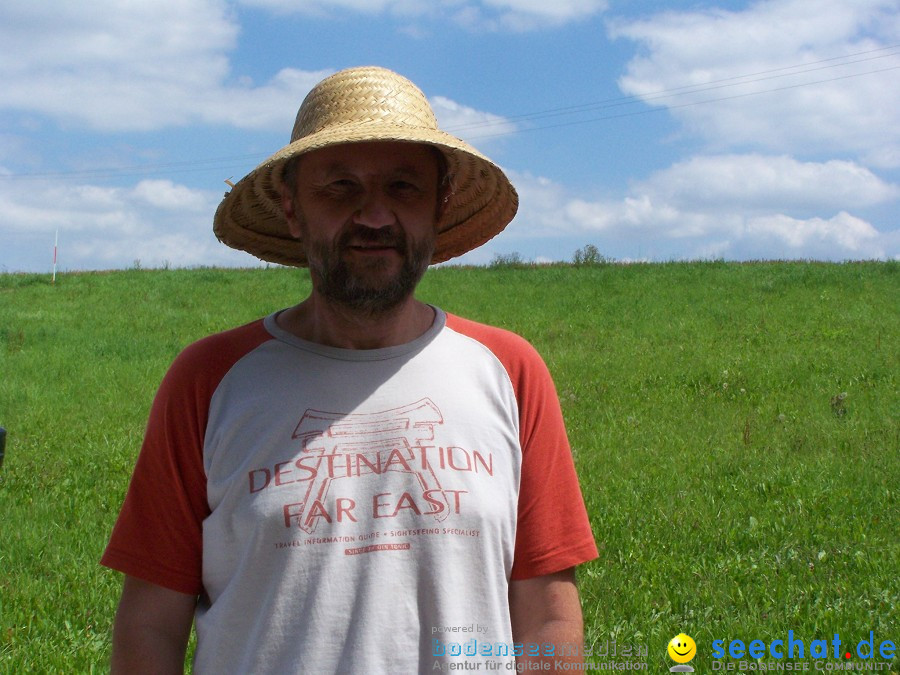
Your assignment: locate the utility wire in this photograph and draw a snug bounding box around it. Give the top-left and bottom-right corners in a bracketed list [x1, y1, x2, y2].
[2, 44, 898, 181]
[465, 64, 900, 140]
[443, 44, 900, 133]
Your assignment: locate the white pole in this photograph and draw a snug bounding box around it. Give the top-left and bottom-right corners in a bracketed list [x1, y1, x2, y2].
[52, 229, 58, 284]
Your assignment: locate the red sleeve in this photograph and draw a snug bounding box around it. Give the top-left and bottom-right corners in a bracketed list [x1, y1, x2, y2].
[100, 320, 271, 595]
[446, 314, 598, 579]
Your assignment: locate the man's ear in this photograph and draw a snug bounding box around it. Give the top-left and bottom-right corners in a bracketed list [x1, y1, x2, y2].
[435, 184, 452, 225]
[280, 182, 302, 239]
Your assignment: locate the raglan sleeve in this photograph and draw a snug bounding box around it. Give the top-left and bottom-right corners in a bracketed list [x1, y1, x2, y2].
[507, 338, 598, 580]
[100, 341, 214, 596]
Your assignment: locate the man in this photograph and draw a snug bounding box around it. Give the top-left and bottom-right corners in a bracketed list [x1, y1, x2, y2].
[102, 66, 597, 674]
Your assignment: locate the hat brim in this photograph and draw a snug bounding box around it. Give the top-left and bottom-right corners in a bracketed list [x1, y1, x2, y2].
[213, 124, 518, 267]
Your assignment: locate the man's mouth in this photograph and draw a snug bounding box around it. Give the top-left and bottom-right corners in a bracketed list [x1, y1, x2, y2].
[346, 243, 400, 253]
[340, 226, 405, 255]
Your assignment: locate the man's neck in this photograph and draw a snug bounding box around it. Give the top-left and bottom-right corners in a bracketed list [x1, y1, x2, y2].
[276, 294, 436, 350]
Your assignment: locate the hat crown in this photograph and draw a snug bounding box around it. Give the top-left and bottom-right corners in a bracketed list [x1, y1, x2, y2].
[291, 67, 439, 142]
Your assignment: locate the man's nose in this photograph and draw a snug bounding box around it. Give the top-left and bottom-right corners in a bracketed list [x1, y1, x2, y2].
[354, 189, 396, 228]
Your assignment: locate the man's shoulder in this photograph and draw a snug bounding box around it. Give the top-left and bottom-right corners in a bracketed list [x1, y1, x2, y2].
[443, 313, 546, 374]
[166, 317, 273, 384]
[445, 312, 533, 349]
[184, 317, 270, 352]
[443, 313, 563, 424]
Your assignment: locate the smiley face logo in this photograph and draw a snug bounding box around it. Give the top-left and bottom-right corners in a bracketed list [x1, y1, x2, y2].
[668, 633, 696, 663]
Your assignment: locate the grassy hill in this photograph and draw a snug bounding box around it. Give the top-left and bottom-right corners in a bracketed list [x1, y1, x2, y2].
[1, 261, 897, 671]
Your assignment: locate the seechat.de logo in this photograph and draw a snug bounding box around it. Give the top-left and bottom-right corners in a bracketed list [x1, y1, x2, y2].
[711, 630, 897, 668]
[668, 633, 697, 672]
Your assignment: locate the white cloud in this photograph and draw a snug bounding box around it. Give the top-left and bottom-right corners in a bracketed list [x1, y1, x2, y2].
[198, 68, 335, 132]
[131, 180, 211, 211]
[458, 0, 607, 30]
[3, 151, 896, 273]
[609, 0, 900, 167]
[0, 1, 516, 135]
[483, 0, 604, 19]
[1, 0, 235, 130]
[636, 155, 900, 212]
[0, 0, 333, 132]
[0, 174, 261, 271]
[431, 96, 518, 144]
[243, 0, 433, 16]
[746, 212, 880, 255]
[239, 0, 607, 30]
[489, 158, 898, 261]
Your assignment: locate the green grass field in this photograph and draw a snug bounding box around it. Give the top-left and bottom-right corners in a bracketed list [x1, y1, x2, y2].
[1, 261, 897, 672]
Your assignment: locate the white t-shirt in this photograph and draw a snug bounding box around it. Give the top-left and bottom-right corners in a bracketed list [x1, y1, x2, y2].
[103, 307, 597, 673]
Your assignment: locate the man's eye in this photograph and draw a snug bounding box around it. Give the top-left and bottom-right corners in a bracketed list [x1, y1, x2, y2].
[322, 180, 359, 196]
[392, 181, 421, 193]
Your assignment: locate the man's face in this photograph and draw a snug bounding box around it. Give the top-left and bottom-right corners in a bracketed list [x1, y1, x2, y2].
[282, 141, 442, 315]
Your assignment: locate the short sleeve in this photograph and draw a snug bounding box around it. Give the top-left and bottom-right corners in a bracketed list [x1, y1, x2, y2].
[444, 314, 598, 579]
[101, 320, 271, 594]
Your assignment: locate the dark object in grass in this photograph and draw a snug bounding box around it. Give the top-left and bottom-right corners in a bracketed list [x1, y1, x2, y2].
[830, 392, 848, 417]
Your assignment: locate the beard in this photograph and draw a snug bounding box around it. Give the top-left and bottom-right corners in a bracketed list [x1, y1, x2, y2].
[305, 223, 434, 316]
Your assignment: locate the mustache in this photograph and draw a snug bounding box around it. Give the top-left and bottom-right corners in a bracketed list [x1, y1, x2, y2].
[338, 225, 406, 250]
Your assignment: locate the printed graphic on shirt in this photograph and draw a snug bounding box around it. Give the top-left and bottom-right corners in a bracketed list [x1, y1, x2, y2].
[246, 397, 496, 546]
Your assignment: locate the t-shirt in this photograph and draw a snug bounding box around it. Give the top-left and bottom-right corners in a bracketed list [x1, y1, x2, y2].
[102, 307, 597, 673]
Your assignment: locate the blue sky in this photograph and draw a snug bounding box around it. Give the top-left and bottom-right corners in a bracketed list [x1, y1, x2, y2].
[1, 0, 898, 272]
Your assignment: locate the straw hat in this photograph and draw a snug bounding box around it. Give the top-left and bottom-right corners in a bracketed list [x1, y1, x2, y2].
[213, 66, 518, 266]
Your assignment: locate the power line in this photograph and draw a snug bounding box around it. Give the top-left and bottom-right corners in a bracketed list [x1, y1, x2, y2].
[442, 43, 900, 134]
[2, 45, 898, 181]
[2, 153, 268, 181]
[465, 64, 900, 140]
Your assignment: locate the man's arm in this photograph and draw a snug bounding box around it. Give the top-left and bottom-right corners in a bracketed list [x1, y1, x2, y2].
[509, 567, 585, 670]
[110, 575, 197, 674]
